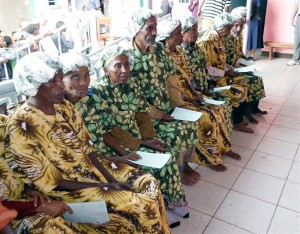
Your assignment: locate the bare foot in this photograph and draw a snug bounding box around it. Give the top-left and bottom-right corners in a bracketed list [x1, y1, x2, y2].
[223, 150, 241, 160]
[208, 164, 227, 172]
[183, 163, 201, 180]
[233, 123, 254, 133]
[180, 170, 199, 186]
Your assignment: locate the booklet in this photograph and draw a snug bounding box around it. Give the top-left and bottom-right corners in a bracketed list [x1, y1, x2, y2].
[203, 98, 225, 105]
[213, 85, 231, 92]
[236, 58, 255, 66]
[63, 201, 109, 223]
[128, 151, 171, 168]
[171, 107, 202, 122]
[234, 64, 255, 73]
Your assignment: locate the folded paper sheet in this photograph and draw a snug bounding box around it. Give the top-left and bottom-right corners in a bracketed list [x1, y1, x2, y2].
[171, 107, 202, 122]
[128, 151, 171, 168]
[213, 85, 231, 92]
[203, 98, 225, 105]
[63, 201, 109, 223]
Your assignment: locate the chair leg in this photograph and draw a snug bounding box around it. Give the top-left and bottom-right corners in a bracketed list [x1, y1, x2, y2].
[269, 47, 273, 60]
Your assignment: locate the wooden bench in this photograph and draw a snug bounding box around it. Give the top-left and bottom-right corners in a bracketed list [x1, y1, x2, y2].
[264, 41, 293, 60]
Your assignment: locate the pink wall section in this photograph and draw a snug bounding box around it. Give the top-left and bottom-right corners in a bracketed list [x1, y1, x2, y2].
[263, 0, 295, 54]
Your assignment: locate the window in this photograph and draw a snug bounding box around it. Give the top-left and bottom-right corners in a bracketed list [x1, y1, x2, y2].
[48, 0, 56, 6]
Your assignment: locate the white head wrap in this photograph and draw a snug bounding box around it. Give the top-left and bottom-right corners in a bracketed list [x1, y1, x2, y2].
[94, 44, 134, 71]
[213, 13, 235, 30]
[182, 16, 197, 33]
[231, 7, 247, 21]
[156, 18, 181, 42]
[13, 52, 62, 96]
[59, 52, 90, 74]
[128, 8, 156, 37]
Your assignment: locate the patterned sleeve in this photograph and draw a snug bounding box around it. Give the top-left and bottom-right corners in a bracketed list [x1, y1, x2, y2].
[8, 116, 63, 194]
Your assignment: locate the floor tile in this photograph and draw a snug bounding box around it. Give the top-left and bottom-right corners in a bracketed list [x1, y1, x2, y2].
[204, 218, 252, 234]
[223, 145, 254, 167]
[266, 87, 291, 98]
[265, 125, 300, 144]
[230, 132, 263, 150]
[279, 181, 300, 212]
[279, 106, 300, 119]
[257, 137, 298, 160]
[232, 169, 285, 204]
[289, 91, 300, 99]
[295, 146, 300, 162]
[253, 113, 277, 124]
[215, 191, 276, 234]
[288, 161, 300, 184]
[273, 114, 300, 130]
[196, 163, 243, 189]
[284, 96, 300, 109]
[258, 102, 283, 114]
[246, 151, 292, 179]
[184, 180, 229, 216]
[260, 95, 287, 106]
[172, 209, 211, 234]
[268, 207, 300, 234]
[248, 122, 270, 136]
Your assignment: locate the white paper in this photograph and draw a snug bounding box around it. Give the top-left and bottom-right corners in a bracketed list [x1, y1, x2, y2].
[63, 201, 109, 223]
[213, 85, 231, 92]
[236, 58, 255, 66]
[128, 151, 171, 168]
[203, 98, 225, 105]
[171, 107, 202, 122]
[234, 64, 255, 73]
[252, 70, 266, 78]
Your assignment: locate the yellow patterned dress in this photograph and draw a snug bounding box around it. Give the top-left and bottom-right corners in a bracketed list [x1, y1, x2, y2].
[0, 115, 98, 234]
[6, 102, 170, 234]
[225, 35, 266, 107]
[167, 47, 231, 166]
[198, 30, 248, 108]
[180, 42, 233, 133]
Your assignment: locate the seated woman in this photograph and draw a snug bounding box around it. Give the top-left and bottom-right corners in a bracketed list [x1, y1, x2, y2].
[157, 18, 241, 172]
[198, 13, 254, 133]
[0, 114, 96, 234]
[180, 16, 233, 134]
[6, 52, 170, 234]
[59, 50, 189, 228]
[225, 7, 267, 120]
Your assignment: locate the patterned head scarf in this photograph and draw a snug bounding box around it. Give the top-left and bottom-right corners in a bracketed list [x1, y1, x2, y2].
[94, 44, 134, 71]
[13, 52, 62, 96]
[213, 13, 235, 30]
[128, 8, 156, 37]
[182, 16, 197, 33]
[59, 52, 90, 74]
[231, 7, 247, 21]
[156, 18, 181, 42]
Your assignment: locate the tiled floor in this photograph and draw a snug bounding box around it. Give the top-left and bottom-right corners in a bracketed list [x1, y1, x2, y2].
[172, 56, 300, 234]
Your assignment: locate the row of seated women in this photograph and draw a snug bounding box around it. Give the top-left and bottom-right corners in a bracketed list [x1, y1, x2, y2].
[0, 6, 267, 233]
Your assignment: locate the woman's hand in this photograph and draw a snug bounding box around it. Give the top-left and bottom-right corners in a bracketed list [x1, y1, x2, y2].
[26, 189, 51, 208]
[35, 200, 73, 216]
[225, 69, 238, 78]
[124, 153, 141, 161]
[141, 138, 167, 152]
[161, 113, 174, 122]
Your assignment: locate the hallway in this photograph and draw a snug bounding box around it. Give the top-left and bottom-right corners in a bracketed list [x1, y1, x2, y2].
[173, 56, 300, 234]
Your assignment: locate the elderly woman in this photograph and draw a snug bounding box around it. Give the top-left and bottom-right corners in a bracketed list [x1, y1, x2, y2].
[7, 52, 170, 234]
[225, 7, 267, 119]
[60, 50, 189, 228]
[198, 13, 254, 133]
[128, 8, 203, 185]
[180, 16, 233, 134]
[157, 18, 241, 172]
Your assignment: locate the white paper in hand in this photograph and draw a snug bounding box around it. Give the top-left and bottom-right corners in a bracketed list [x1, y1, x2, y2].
[213, 85, 231, 92]
[128, 151, 171, 168]
[203, 98, 225, 105]
[234, 64, 255, 73]
[63, 201, 109, 223]
[171, 107, 202, 122]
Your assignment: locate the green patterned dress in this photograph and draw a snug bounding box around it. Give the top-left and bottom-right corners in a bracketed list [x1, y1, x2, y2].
[181, 42, 233, 134]
[225, 35, 266, 105]
[128, 41, 198, 158]
[76, 76, 186, 209]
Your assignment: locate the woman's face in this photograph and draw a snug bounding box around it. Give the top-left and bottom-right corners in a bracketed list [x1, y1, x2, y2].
[105, 55, 130, 85]
[183, 24, 198, 44]
[36, 69, 65, 104]
[217, 24, 233, 38]
[167, 24, 183, 47]
[231, 19, 244, 37]
[63, 66, 90, 99]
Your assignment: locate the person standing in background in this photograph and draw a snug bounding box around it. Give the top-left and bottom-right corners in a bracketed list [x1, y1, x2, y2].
[159, 0, 173, 17]
[188, 0, 199, 18]
[287, 0, 300, 66]
[197, 0, 231, 31]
